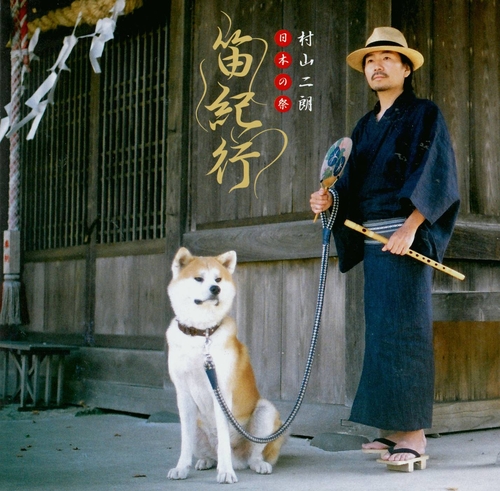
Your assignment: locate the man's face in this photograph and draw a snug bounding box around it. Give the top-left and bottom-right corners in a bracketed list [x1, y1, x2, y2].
[363, 51, 411, 93]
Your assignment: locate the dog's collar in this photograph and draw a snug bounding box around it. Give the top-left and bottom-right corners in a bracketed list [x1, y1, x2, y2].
[177, 321, 221, 337]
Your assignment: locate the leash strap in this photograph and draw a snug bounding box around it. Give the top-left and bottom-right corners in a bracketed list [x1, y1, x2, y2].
[204, 189, 339, 443]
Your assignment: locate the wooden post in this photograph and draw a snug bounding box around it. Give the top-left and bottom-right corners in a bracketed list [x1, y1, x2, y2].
[2, 350, 8, 399]
[32, 353, 40, 405]
[45, 352, 52, 405]
[56, 356, 64, 406]
[19, 352, 27, 408]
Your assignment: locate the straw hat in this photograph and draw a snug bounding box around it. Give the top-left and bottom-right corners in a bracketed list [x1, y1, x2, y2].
[346, 27, 424, 72]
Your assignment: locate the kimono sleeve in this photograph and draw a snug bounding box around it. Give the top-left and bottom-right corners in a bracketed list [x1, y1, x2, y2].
[398, 102, 460, 260]
[398, 102, 459, 224]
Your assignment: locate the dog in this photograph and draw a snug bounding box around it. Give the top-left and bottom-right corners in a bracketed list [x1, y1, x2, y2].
[166, 247, 285, 484]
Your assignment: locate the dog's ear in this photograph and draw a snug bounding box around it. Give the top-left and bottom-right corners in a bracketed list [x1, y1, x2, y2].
[172, 247, 194, 279]
[216, 250, 237, 275]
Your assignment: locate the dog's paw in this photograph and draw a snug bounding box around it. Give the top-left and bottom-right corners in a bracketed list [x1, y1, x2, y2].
[167, 466, 190, 480]
[195, 458, 216, 470]
[217, 470, 238, 484]
[250, 460, 273, 474]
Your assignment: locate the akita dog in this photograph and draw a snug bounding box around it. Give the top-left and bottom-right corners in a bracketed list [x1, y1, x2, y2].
[166, 247, 285, 484]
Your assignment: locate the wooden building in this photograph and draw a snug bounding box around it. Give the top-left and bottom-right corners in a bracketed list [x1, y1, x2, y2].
[0, 0, 499, 438]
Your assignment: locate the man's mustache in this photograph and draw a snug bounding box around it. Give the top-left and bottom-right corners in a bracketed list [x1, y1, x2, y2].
[372, 72, 388, 80]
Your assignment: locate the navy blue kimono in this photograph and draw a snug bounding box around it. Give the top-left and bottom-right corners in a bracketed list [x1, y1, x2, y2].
[332, 90, 460, 431]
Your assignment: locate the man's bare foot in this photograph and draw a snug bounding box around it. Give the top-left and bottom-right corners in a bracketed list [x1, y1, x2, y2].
[362, 438, 395, 452]
[379, 430, 427, 461]
[361, 431, 406, 451]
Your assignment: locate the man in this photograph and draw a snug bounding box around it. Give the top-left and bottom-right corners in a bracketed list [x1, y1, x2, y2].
[310, 27, 460, 465]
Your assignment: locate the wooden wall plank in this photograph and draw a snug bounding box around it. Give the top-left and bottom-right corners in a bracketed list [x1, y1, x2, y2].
[471, 323, 500, 400]
[395, 0, 433, 99]
[470, 0, 500, 216]
[235, 1, 286, 220]
[366, 0, 391, 29]
[22, 263, 46, 332]
[432, 0, 471, 214]
[233, 262, 283, 399]
[95, 254, 169, 338]
[280, 0, 351, 214]
[317, 257, 347, 404]
[434, 321, 473, 402]
[280, 258, 346, 405]
[23, 260, 86, 334]
[434, 321, 500, 402]
[344, 262, 364, 404]
[432, 260, 500, 294]
[345, 0, 370, 129]
[48, 261, 85, 333]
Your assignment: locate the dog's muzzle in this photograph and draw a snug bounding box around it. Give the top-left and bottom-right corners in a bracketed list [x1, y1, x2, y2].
[194, 285, 221, 305]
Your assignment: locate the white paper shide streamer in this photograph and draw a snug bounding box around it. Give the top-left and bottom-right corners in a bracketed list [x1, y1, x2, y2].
[0, 0, 126, 142]
[89, 0, 125, 73]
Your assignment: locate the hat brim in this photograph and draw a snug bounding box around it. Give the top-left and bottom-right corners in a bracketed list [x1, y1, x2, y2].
[346, 46, 424, 72]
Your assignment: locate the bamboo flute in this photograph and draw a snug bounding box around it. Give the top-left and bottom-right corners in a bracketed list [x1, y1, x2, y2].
[344, 219, 465, 281]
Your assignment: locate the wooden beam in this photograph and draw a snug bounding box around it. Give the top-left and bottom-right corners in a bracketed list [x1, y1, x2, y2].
[446, 217, 500, 261]
[183, 216, 500, 262]
[431, 399, 500, 434]
[433, 292, 500, 322]
[24, 240, 166, 262]
[183, 219, 334, 261]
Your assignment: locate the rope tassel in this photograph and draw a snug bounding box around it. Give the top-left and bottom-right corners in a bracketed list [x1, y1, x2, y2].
[0, 275, 22, 326]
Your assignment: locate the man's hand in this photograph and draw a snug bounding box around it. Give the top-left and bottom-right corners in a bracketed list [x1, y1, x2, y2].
[382, 209, 426, 255]
[310, 187, 333, 214]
